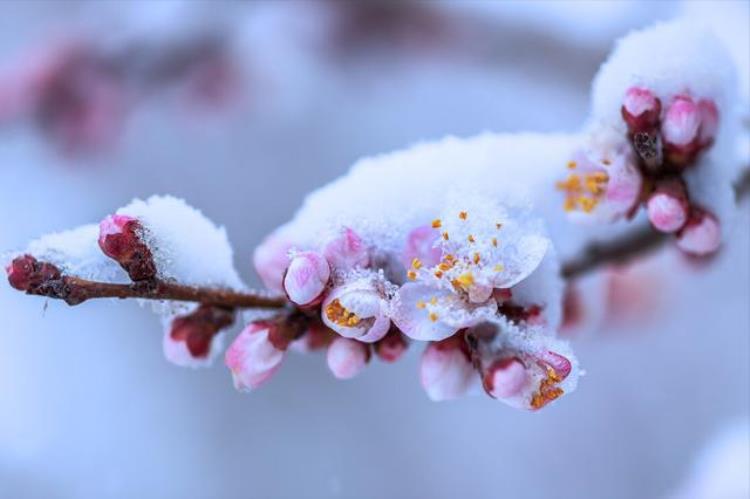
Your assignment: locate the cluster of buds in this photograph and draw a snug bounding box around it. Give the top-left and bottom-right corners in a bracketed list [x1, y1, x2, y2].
[0, 35, 238, 156]
[557, 89, 722, 257]
[248, 207, 577, 410]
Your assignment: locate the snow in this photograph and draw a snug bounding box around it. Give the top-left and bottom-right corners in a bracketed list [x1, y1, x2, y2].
[16, 224, 125, 282]
[117, 195, 244, 289]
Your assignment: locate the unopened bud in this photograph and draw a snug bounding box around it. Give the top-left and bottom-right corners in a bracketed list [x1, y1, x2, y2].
[98, 214, 156, 281]
[225, 322, 286, 391]
[646, 178, 690, 233]
[374, 329, 409, 363]
[420, 335, 474, 401]
[326, 337, 370, 380]
[621, 86, 661, 132]
[165, 305, 234, 368]
[283, 251, 330, 307]
[323, 227, 369, 270]
[676, 208, 721, 256]
[5, 254, 61, 291]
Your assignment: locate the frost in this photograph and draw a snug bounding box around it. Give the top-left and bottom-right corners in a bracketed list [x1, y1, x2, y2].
[117, 195, 244, 290]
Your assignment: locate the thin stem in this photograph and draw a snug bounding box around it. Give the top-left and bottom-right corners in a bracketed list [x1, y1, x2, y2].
[29, 276, 287, 309]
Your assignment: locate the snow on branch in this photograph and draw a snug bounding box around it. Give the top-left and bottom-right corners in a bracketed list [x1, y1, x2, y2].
[4, 20, 748, 411]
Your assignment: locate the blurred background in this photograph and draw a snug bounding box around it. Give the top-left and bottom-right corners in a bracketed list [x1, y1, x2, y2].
[0, 1, 748, 498]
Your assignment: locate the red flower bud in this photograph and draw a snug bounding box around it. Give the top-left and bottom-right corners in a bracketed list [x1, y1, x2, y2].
[374, 329, 409, 363]
[98, 214, 156, 281]
[5, 254, 61, 291]
[166, 305, 234, 365]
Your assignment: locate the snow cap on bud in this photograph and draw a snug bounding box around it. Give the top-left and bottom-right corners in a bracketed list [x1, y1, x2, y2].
[420, 335, 474, 401]
[253, 233, 292, 294]
[647, 178, 690, 233]
[401, 225, 442, 270]
[374, 329, 409, 363]
[225, 322, 286, 391]
[621, 86, 661, 132]
[321, 275, 390, 343]
[326, 337, 370, 380]
[482, 357, 528, 399]
[676, 208, 721, 256]
[283, 250, 330, 307]
[98, 214, 156, 281]
[5, 254, 61, 291]
[164, 305, 234, 368]
[323, 227, 369, 270]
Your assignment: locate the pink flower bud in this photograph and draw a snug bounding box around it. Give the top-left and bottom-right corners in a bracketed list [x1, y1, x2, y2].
[374, 329, 409, 363]
[621, 86, 661, 132]
[321, 278, 390, 343]
[401, 225, 442, 269]
[326, 337, 370, 380]
[420, 335, 474, 401]
[697, 99, 719, 147]
[646, 178, 690, 233]
[323, 227, 369, 270]
[482, 357, 528, 399]
[676, 208, 721, 256]
[165, 305, 234, 368]
[5, 254, 61, 291]
[253, 233, 292, 294]
[662, 95, 701, 167]
[98, 214, 156, 281]
[225, 322, 286, 391]
[283, 251, 330, 307]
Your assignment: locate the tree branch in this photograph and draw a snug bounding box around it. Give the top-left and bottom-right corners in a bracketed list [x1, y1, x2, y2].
[26, 275, 287, 309]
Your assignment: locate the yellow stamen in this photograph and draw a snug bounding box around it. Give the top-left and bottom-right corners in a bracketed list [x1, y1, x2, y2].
[442, 232, 449, 241]
[411, 258, 423, 269]
[459, 211, 468, 220]
[493, 264, 504, 272]
[566, 160, 577, 169]
[473, 252, 481, 264]
[428, 312, 439, 322]
[467, 234, 475, 243]
[416, 300, 426, 309]
[431, 219, 442, 229]
[407, 270, 417, 280]
[325, 299, 361, 328]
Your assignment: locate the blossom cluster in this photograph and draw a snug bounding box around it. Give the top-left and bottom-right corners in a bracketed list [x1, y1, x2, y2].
[557, 21, 741, 257]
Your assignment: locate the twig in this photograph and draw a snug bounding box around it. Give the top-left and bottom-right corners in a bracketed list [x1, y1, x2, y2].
[27, 275, 287, 309]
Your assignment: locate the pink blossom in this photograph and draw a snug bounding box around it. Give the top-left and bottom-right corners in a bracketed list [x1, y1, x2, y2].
[98, 214, 156, 281]
[401, 225, 442, 270]
[253, 233, 292, 294]
[323, 227, 369, 270]
[326, 337, 370, 380]
[662, 95, 701, 147]
[646, 178, 690, 233]
[321, 277, 390, 342]
[676, 208, 721, 256]
[225, 323, 286, 391]
[283, 251, 330, 307]
[420, 335, 474, 401]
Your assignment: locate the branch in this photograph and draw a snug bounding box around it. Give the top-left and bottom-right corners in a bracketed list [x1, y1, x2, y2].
[22, 275, 287, 309]
[562, 168, 750, 279]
